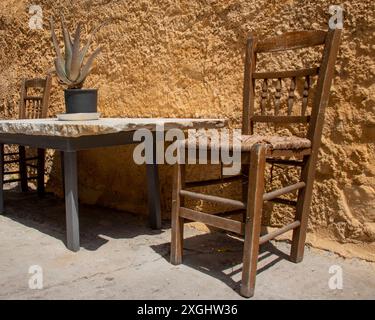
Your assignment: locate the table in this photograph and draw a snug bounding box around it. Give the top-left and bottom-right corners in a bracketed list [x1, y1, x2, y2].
[0, 118, 226, 251]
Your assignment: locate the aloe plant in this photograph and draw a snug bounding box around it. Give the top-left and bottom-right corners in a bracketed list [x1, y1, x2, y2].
[50, 17, 102, 89]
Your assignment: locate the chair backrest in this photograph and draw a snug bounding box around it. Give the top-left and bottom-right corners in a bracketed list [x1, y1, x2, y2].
[19, 75, 52, 119]
[242, 28, 341, 151]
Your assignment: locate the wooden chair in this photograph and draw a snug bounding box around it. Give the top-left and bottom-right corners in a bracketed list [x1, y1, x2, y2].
[170, 28, 341, 297]
[1, 75, 52, 195]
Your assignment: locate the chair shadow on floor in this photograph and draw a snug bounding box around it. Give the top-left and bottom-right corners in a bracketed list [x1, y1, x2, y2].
[151, 227, 291, 293]
[2, 189, 163, 251]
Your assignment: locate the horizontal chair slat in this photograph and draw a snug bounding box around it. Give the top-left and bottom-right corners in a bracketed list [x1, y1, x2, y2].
[269, 197, 297, 207]
[185, 175, 244, 188]
[259, 221, 301, 245]
[4, 152, 20, 156]
[179, 207, 244, 235]
[25, 96, 42, 101]
[212, 208, 246, 217]
[3, 171, 20, 175]
[24, 79, 46, 88]
[268, 148, 311, 158]
[3, 179, 22, 183]
[266, 158, 304, 166]
[263, 182, 305, 201]
[3, 160, 19, 164]
[256, 30, 326, 53]
[180, 189, 246, 210]
[3, 176, 37, 183]
[252, 115, 311, 123]
[3, 157, 38, 164]
[253, 67, 319, 79]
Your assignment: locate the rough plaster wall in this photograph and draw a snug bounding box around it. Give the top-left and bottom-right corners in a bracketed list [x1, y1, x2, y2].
[0, 0, 374, 260]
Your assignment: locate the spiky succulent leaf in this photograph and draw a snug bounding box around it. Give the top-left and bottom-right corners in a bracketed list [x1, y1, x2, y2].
[60, 16, 73, 78]
[61, 14, 73, 46]
[50, 18, 64, 64]
[79, 23, 103, 67]
[54, 58, 73, 85]
[75, 47, 102, 84]
[50, 16, 102, 88]
[69, 23, 82, 81]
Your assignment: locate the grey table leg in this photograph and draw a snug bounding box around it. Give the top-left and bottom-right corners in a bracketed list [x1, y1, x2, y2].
[60, 151, 65, 196]
[64, 151, 80, 252]
[19, 145, 28, 192]
[37, 148, 45, 197]
[0, 144, 4, 213]
[146, 136, 162, 229]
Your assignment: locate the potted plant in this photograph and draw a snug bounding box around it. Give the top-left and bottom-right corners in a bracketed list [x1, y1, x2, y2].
[50, 17, 102, 114]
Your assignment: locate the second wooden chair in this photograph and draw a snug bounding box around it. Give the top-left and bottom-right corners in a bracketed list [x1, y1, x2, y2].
[1, 75, 52, 195]
[170, 28, 341, 297]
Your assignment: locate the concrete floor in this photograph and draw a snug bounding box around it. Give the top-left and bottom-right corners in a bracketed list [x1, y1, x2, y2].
[0, 190, 374, 300]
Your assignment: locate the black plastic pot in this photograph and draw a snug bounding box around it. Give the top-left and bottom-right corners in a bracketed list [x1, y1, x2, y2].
[64, 89, 98, 113]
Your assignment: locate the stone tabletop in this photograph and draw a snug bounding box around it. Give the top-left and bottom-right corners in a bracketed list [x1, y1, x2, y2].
[0, 118, 227, 138]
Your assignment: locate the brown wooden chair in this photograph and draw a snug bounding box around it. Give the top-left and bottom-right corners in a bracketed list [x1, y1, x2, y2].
[1, 75, 52, 195]
[170, 28, 341, 297]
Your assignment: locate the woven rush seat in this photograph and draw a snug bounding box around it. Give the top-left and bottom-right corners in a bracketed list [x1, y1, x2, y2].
[182, 132, 311, 151]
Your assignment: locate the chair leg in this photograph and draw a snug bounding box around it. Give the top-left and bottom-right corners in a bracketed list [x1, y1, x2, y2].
[241, 164, 249, 223]
[170, 163, 185, 265]
[0, 144, 4, 213]
[37, 148, 45, 196]
[18, 146, 28, 192]
[290, 154, 315, 263]
[240, 144, 266, 298]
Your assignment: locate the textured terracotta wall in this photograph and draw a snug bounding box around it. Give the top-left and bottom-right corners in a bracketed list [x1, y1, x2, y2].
[0, 0, 374, 260]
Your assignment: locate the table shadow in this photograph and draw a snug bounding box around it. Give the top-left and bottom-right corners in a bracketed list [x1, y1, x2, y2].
[2, 189, 163, 251]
